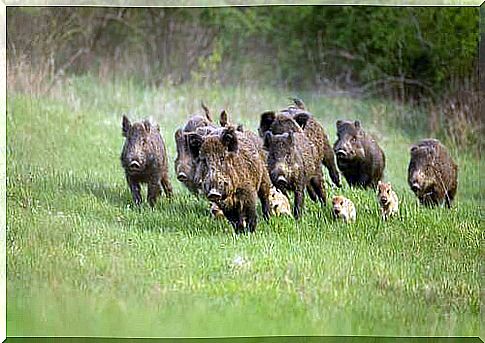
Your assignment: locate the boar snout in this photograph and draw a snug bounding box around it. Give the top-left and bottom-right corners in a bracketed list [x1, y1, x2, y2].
[335, 149, 348, 158]
[270, 166, 289, 190]
[334, 139, 355, 159]
[335, 143, 354, 159]
[276, 175, 288, 188]
[379, 195, 389, 205]
[177, 172, 189, 182]
[207, 189, 222, 201]
[128, 159, 143, 172]
[411, 183, 421, 193]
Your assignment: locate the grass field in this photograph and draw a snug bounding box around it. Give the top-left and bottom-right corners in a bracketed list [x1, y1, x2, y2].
[6, 75, 482, 337]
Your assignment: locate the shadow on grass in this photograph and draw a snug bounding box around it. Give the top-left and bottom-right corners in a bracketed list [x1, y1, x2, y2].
[56, 177, 130, 207]
[107, 189, 231, 235]
[49, 172, 293, 236]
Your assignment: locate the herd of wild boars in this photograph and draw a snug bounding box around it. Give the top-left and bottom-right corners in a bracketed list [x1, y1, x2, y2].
[120, 98, 459, 234]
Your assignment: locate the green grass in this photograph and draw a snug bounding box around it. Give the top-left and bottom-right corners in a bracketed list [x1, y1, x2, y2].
[7, 75, 482, 337]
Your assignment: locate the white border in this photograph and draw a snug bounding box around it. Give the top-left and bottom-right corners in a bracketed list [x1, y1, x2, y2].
[0, 1, 481, 340]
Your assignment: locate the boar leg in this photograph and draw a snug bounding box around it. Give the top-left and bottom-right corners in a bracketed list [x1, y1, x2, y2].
[147, 180, 161, 207]
[126, 175, 142, 206]
[445, 191, 454, 208]
[243, 197, 258, 233]
[306, 184, 317, 202]
[258, 177, 271, 220]
[222, 207, 240, 231]
[310, 176, 326, 205]
[322, 152, 341, 188]
[293, 185, 305, 219]
[160, 174, 173, 198]
[357, 174, 372, 189]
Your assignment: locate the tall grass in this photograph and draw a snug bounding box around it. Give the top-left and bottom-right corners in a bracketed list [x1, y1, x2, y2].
[7, 75, 481, 337]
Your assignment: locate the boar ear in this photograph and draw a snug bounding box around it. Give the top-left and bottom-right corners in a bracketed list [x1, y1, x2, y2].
[293, 112, 310, 129]
[175, 128, 183, 141]
[122, 115, 131, 137]
[259, 111, 276, 137]
[201, 101, 212, 122]
[187, 133, 204, 158]
[336, 120, 343, 129]
[354, 120, 361, 128]
[286, 132, 294, 144]
[410, 145, 418, 153]
[290, 97, 306, 110]
[264, 131, 272, 149]
[154, 122, 160, 132]
[220, 110, 228, 127]
[221, 126, 238, 152]
[143, 119, 152, 132]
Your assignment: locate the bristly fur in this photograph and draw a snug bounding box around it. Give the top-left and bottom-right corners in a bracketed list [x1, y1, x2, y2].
[174, 103, 217, 194]
[264, 126, 326, 219]
[377, 181, 399, 219]
[408, 139, 458, 208]
[188, 126, 271, 234]
[333, 120, 385, 189]
[258, 99, 341, 188]
[332, 195, 356, 223]
[121, 115, 172, 207]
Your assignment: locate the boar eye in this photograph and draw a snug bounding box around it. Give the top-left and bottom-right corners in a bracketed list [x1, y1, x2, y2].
[351, 137, 356, 143]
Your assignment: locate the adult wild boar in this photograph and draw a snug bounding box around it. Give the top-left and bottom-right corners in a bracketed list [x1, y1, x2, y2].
[258, 104, 341, 188]
[333, 120, 385, 188]
[264, 129, 326, 219]
[121, 115, 173, 206]
[174, 103, 216, 193]
[408, 138, 458, 207]
[187, 126, 271, 234]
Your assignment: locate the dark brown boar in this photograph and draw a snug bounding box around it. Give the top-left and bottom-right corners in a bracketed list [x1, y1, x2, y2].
[174, 103, 217, 193]
[174, 128, 201, 194]
[333, 120, 385, 188]
[258, 105, 341, 188]
[408, 138, 458, 208]
[264, 129, 326, 219]
[183, 101, 214, 132]
[175, 108, 248, 195]
[259, 113, 322, 204]
[187, 126, 271, 234]
[121, 116, 173, 207]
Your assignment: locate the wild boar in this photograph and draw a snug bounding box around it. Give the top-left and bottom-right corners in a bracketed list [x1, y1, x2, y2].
[377, 181, 399, 219]
[121, 115, 173, 206]
[258, 104, 341, 188]
[264, 129, 326, 219]
[174, 103, 217, 193]
[333, 120, 385, 188]
[187, 126, 271, 234]
[268, 186, 291, 216]
[408, 138, 458, 207]
[332, 195, 356, 223]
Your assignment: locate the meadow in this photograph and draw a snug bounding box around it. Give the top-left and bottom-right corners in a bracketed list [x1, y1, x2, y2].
[6, 75, 482, 337]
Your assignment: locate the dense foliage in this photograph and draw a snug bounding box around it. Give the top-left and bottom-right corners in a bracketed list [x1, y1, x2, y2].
[6, 6, 481, 151]
[7, 7, 479, 91]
